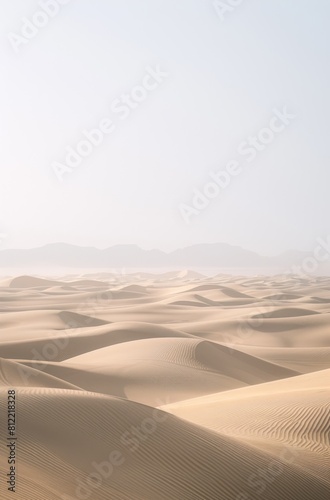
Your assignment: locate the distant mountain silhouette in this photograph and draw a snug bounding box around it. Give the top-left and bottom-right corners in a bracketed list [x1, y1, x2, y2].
[0, 242, 326, 272]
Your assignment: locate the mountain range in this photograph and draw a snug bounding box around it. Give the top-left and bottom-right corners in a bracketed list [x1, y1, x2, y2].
[0, 242, 327, 272]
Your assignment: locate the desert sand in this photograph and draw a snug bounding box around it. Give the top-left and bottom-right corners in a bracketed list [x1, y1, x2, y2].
[0, 272, 329, 499]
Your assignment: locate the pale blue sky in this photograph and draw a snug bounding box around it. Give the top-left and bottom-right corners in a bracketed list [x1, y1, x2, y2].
[0, 0, 329, 254]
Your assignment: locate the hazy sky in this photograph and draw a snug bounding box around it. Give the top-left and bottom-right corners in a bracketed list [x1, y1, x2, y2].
[0, 0, 329, 255]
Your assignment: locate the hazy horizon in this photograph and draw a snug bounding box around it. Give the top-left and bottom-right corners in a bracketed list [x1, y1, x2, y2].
[1, 0, 330, 256]
[0, 238, 329, 257]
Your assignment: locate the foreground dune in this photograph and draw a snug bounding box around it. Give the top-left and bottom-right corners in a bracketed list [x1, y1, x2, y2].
[162, 368, 330, 485]
[1, 387, 329, 500]
[0, 273, 329, 499]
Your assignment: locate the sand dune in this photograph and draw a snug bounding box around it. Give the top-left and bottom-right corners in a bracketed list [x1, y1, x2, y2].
[163, 369, 330, 485]
[1, 387, 329, 500]
[0, 358, 82, 390]
[16, 337, 297, 404]
[252, 307, 319, 318]
[234, 345, 330, 373]
[0, 273, 329, 499]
